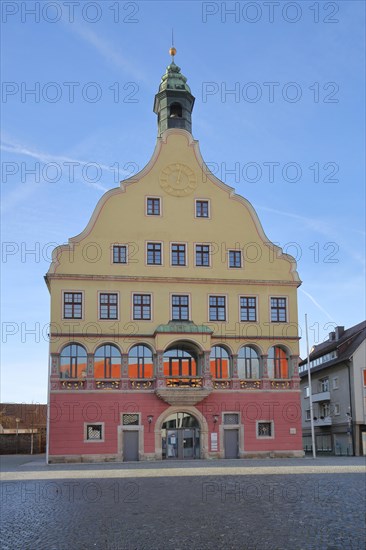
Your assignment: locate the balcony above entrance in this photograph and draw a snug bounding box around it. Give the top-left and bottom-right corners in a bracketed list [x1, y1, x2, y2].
[155, 321, 213, 335]
[155, 383, 212, 406]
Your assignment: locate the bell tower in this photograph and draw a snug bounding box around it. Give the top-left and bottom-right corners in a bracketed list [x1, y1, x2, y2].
[153, 47, 195, 136]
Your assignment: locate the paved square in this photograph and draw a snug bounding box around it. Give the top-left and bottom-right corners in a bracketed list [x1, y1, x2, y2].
[1, 456, 365, 549]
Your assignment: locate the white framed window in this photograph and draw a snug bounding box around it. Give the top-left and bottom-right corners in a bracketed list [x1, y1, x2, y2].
[334, 403, 340, 416]
[304, 386, 310, 398]
[171, 243, 187, 266]
[270, 297, 287, 322]
[146, 196, 161, 216]
[132, 294, 152, 321]
[84, 423, 104, 442]
[146, 242, 163, 265]
[257, 421, 274, 438]
[240, 296, 257, 322]
[319, 377, 329, 392]
[320, 402, 330, 417]
[228, 250, 242, 269]
[63, 291, 83, 320]
[171, 294, 190, 321]
[332, 377, 339, 390]
[195, 243, 211, 267]
[209, 295, 227, 321]
[195, 199, 210, 219]
[305, 409, 311, 421]
[98, 292, 119, 320]
[112, 244, 128, 264]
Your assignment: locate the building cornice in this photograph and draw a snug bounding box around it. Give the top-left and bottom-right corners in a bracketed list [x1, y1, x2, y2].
[45, 273, 300, 287]
[49, 332, 300, 340]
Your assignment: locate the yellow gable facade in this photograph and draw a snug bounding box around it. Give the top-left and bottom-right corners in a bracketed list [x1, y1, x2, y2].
[47, 129, 300, 355]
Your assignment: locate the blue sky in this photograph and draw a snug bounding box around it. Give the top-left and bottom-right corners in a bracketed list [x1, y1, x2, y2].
[1, 1, 365, 403]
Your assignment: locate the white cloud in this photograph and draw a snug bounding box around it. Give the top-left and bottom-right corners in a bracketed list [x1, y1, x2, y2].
[68, 24, 148, 83]
[257, 205, 335, 238]
[1, 138, 123, 179]
[1, 137, 115, 212]
[257, 205, 365, 268]
[299, 288, 335, 321]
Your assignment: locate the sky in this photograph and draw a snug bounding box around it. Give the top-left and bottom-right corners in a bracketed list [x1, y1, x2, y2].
[1, 0, 365, 404]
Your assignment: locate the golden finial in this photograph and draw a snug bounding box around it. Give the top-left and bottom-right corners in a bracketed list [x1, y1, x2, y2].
[169, 29, 176, 59]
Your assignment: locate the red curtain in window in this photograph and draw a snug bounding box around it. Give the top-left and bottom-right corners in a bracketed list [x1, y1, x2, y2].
[275, 347, 288, 378]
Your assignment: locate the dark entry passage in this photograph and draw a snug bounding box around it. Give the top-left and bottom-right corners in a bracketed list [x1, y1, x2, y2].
[162, 412, 200, 459]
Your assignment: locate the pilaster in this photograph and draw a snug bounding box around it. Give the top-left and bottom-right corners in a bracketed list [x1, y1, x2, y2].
[291, 354, 300, 389]
[121, 353, 129, 390]
[261, 354, 270, 389]
[203, 351, 213, 389]
[155, 351, 166, 388]
[231, 354, 240, 389]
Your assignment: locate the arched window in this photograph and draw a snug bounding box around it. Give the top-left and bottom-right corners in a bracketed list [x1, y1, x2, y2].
[163, 348, 198, 377]
[210, 346, 230, 379]
[238, 346, 260, 379]
[268, 346, 289, 379]
[94, 344, 121, 379]
[60, 344, 87, 379]
[169, 102, 182, 118]
[128, 345, 153, 378]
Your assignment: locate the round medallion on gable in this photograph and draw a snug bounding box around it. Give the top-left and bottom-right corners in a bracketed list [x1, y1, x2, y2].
[159, 163, 197, 196]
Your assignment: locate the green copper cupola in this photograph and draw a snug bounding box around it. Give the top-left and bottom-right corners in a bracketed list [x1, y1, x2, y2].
[154, 48, 195, 136]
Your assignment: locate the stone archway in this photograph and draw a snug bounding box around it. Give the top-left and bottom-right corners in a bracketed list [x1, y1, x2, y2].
[154, 405, 209, 459]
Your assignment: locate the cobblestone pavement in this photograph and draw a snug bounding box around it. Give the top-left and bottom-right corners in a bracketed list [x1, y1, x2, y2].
[1, 455, 365, 550]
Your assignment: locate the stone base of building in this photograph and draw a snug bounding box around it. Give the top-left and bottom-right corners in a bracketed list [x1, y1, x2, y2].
[48, 449, 304, 464]
[202, 450, 305, 459]
[240, 450, 305, 459]
[48, 453, 121, 464]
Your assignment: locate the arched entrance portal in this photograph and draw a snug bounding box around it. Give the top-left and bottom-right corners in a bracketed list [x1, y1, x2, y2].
[162, 412, 200, 459]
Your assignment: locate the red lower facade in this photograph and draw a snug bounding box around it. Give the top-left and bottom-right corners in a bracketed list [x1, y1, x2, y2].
[48, 390, 304, 462]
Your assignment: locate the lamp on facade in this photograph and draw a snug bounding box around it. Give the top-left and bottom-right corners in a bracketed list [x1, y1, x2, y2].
[147, 415, 154, 432]
[213, 415, 219, 430]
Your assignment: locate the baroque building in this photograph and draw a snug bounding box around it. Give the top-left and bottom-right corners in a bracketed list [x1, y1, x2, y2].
[46, 50, 303, 462]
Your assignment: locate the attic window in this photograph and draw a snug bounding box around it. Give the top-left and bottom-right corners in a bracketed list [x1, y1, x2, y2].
[169, 103, 182, 118]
